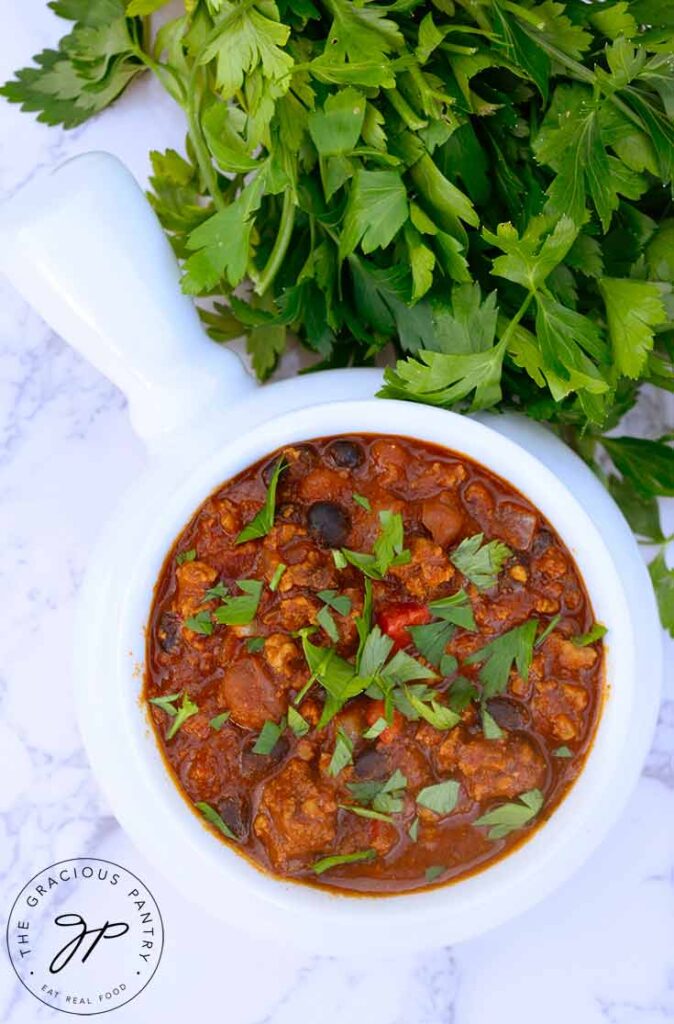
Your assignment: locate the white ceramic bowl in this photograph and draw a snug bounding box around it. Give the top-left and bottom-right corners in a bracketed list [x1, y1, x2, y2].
[0, 153, 662, 953]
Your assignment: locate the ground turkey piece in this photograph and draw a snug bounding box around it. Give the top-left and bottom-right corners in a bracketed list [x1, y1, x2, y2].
[174, 560, 217, 619]
[218, 657, 286, 730]
[388, 537, 454, 598]
[254, 759, 338, 870]
[437, 728, 546, 801]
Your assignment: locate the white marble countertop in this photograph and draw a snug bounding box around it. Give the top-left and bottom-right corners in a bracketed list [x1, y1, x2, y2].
[1, 4, 673, 1023]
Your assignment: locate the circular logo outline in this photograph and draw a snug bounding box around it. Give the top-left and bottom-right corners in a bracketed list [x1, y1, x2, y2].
[6, 857, 165, 1016]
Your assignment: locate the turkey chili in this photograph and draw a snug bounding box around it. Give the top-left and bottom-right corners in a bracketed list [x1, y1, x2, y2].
[145, 434, 605, 894]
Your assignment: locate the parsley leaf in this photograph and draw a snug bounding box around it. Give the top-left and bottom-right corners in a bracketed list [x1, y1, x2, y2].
[318, 590, 352, 616]
[466, 620, 539, 699]
[287, 705, 310, 737]
[428, 589, 477, 630]
[340, 510, 410, 579]
[363, 716, 388, 739]
[450, 534, 512, 589]
[269, 563, 287, 592]
[339, 803, 393, 823]
[599, 279, 667, 379]
[352, 493, 372, 511]
[474, 788, 544, 840]
[347, 769, 407, 814]
[213, 580, 263, 626]
[149, 692, 180, 715]
[417, 780, 459, 815]
[0, 1, 146, 128]
[602, 438, 674, 499]
[409, 619, 455, 667]
[553, 745, 573, 758]
[572, 623, 607, 647]
[649, 552, 674, 638]
[196, 801, 238, 841]
[237, 458, 286, 543]
[203, 581, 229, 602]
[176, 548, 196, 565]
[403, 686, 460, 731]
[253, 718, 285, 755]
[209, 712, 231, 731]
[313, 849, 376, 875]
[184, 610, 214, 636]
[328, 728, 354, 776]
[165, 692, 198, 740]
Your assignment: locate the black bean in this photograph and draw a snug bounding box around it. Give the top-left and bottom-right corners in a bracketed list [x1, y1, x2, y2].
[327, 439, 365, 469]
[158, 612, 181, 653]
[485, 697, 530, 731]
[353, 748, 388, 779]
[240, 736, 289, 778]
[217, 796, 250, 840]
[307, 501, 351, 548]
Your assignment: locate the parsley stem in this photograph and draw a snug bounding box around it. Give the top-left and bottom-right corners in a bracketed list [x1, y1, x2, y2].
[186, 69, 226, 213]
[501, 292, 534, 346]
[254, 191, 297, 296]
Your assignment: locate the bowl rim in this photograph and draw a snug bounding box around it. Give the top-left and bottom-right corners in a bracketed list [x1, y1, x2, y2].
[75, 394, 656, 950]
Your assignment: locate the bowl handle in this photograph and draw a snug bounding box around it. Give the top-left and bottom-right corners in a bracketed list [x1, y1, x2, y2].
[0, 151, 256, 446]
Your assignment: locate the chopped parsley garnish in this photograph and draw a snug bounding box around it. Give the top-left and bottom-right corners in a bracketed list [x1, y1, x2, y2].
[403, 687, 459, 731]
[466, 619, 539, 699]
[149, 692, 181, 715]
[347, 769, 407, 814]
[553, 745, 573, 758]
[166, 693, 198, 740]
[363, 716, 388, 739]
[317, 590, 352, 615]
[425, 865, 445, 883]
[428, 589, 477, 631]
[416, 780, 460, 815]
[213, 579, 263, 626]
[287, 705, 310, 737]
[196, 801, 237, 841]
[474, 788, 544, 840]
[481, 705, 504, 740]
[246, 636, 265, 653]
[409, 589, 477, 667]
[236, 457, 286, 544]
[409, 619, 456, 668]
[184, 610, 214, 636]
[353, 493, 372, 511]
[313, 849, 376, 875]
[202, 581, 229, 603]
[252, 718, 284, 755]
[408, 816, 420, 842]
[328, 728, 354, 776]
[339, 804, 394, 823]
[535, 613, 562, 647]
[450, 533, 512, 590]
[176, 548, 196, 565]
[317, 604, 340, 643]
[300, 622, 432, 728]
[209, 712, 231, 731]
[440, 654, 459, 677]
[150, 691, 198, 739]
[447, 677, 479, 712]
[339, 510, 410, 579]
[300, 633, 369, 727]
[572, 623, 607, 646]
[269, 562, 287, 592]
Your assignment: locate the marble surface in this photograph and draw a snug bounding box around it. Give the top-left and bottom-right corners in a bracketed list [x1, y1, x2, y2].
[1, 4, 673, 1022]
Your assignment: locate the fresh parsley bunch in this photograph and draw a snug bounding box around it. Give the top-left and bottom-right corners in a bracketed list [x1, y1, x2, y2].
[3, 0, 673, 631]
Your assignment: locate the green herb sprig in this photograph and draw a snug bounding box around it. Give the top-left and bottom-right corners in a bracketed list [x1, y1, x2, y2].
[4, 0, 673, 633]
